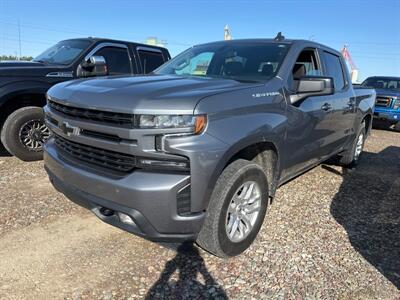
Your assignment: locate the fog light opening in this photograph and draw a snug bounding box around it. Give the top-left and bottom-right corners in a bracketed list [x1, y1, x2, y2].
[118, 212, 135, 225]
[100, 207, 114, 217]
[137, 158, 189, 170]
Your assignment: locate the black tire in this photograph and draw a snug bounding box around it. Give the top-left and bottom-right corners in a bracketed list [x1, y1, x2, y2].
[339, 122, 366, 168]
[196, 159, 269, 258]
[0, 106, 49, 162]
[394, 122, 400, 132]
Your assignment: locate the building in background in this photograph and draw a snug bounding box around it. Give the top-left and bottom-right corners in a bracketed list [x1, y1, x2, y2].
[341, 46, 359, 83]
[145, 37, 167, 48]
[224, 25, 232, 40]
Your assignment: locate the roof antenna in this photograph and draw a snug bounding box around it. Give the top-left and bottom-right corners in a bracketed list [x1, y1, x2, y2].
[274, 32, 285, 41]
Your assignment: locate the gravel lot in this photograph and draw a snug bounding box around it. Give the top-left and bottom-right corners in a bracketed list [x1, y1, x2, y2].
[0, 129, 399, 300]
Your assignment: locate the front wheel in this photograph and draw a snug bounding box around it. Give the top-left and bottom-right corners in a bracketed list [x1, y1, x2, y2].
[196, 159, 269, 258]
[0, 107, 50, 161]
[339, 122, 366, 167]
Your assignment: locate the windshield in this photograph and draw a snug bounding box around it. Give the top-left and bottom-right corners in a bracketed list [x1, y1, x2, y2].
[362, 77, 400, 91]
[155, 42, 290, 82]
[33, 39, 92, 65]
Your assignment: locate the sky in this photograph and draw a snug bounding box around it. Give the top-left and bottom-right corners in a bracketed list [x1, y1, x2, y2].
[0, 0, 399, 81]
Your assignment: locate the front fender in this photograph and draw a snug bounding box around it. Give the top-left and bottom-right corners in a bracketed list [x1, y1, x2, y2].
[203, 128, 284, 206]
[0, 80, 52, 107]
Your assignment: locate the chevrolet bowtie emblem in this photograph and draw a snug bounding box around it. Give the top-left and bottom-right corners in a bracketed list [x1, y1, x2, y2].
[59, 121, 80, 136]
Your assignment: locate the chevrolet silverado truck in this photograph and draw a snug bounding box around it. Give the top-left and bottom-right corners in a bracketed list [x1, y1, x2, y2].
[361, 76, 400, 131]
[0, 38, 170, 161]
[43, 38, 375, 257]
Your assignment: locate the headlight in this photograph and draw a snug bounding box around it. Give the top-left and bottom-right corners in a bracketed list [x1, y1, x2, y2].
[393, 98, 400, 110]
[138, 114, 207, 134]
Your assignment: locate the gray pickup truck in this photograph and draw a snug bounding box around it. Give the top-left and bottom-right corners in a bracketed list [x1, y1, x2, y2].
[43, 37, 375, 257]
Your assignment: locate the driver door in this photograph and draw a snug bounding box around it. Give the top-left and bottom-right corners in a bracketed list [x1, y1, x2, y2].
[281, 48, 336, 181]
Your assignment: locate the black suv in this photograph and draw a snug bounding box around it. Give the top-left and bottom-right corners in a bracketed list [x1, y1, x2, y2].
[0, 37, 170, 161]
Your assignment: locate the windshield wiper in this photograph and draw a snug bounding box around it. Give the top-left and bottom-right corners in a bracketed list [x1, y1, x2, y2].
[33, 60, 49, 65]
[225, 76, 263, 83]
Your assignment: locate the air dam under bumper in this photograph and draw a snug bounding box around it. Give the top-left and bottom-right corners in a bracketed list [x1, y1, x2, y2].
[373, 107, 400, 122]
[44, 139, 205, 242]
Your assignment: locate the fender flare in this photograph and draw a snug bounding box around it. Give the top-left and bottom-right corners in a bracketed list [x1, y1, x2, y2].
[202, 133, 282, 210]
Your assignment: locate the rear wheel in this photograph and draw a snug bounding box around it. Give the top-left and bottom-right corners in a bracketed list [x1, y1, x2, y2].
[339, 122, 366, 167]
[0, 107, 50, 161]
[197, 159, 269, 258]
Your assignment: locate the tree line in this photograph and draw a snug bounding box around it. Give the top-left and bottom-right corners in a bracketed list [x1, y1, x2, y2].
[0, 55, 33, 61]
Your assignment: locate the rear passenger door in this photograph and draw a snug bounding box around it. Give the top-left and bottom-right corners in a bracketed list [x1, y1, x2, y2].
[137, 47, 166, 74]
[320, 50, 355, 151]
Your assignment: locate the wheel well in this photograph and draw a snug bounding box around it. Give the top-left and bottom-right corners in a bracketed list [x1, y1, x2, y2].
[227, 142, 279, 197]
[362, 114, 372, 135]
[0, 93, 46, 128]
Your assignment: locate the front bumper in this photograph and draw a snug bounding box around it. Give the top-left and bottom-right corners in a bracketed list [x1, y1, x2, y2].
[373, 107, 400, 122]
[44, 138, 205, 242]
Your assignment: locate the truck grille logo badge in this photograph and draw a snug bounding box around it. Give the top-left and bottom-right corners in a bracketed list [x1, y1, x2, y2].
[60, 121, 80, 136]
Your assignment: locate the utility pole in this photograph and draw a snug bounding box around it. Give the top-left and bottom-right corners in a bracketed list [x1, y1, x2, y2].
[18, 20, 21, 60]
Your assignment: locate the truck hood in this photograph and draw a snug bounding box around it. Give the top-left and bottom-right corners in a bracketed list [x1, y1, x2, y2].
[374, 88, 400, 97]
[0, 61, 66, 77]
[48, 74, 262, 114]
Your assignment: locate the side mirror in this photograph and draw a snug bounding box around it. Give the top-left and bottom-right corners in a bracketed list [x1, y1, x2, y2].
[77, 56, 108, 77]
[290, 76, 334, 104]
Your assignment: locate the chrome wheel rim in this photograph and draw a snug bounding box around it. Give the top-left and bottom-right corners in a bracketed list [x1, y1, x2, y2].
[19, 119, 50, 151]
[225, 181, 262, 243]
[354, 133, 364, 160]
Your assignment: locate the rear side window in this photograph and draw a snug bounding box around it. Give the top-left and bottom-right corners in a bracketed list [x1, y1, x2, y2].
[94, 46, 131, 75]
[323, 52, 345, 91]
[138, 50, 165, 73]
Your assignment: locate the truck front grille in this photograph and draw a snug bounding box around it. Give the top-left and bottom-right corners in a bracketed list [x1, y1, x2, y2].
[54, 135, 136, 173]
[375, 96, 392, 108]
[48, 100, 135, 127]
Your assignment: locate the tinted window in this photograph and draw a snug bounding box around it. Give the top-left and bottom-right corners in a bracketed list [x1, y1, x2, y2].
[33, 39, 91, 65]
[138, 51, 165, 73]
[94, 46, 131, 75]
[175, 52, 214, 76]
[294, 50, 321, 76]
[323, 52, 345, 90]
[155, 42, 290, 82]
[290, 49, 321, 91]
[362, 77, 400, 90]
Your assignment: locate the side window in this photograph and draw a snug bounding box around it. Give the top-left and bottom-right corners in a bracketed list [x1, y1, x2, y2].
[138, 50, 165, 73]
[323, 51, 345, 91]
[94, 46, 131, 75]
[291, 49, 321, 90]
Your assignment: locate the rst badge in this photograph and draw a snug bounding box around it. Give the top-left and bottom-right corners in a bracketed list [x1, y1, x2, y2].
[59, 121, 80, 136]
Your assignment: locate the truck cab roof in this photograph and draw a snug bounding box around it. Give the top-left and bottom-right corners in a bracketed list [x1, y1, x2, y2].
[194, 38, 341, 56]
[59, 37, 168, 52]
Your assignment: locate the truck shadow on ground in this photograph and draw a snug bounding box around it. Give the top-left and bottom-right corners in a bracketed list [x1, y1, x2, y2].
[372, 119, 400, 133]
[324, 146, 400, 289]
[146, 243, 227, 299]
[0, 143, 11, 157]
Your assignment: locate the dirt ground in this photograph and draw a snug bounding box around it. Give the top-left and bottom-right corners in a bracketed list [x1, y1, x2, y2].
[0, 128, 399, 300]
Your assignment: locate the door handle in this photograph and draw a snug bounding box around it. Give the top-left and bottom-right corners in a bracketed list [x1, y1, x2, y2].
[321, 103, 332, 112]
